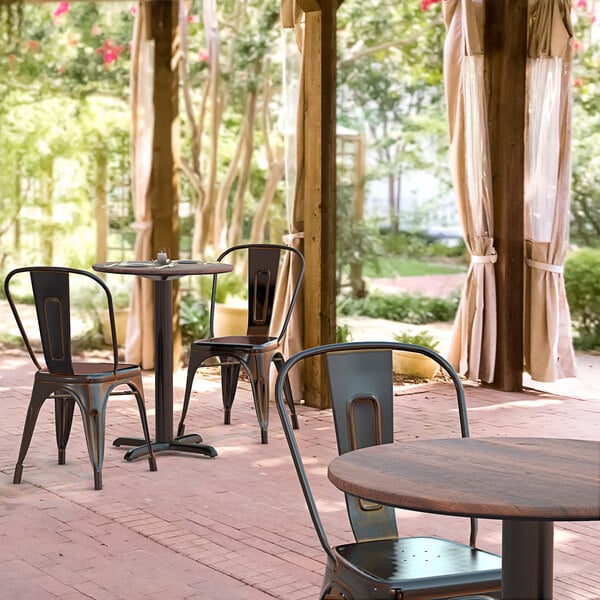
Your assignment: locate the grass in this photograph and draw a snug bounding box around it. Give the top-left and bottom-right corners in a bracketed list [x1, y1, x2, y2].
[363, 257, 467, 278]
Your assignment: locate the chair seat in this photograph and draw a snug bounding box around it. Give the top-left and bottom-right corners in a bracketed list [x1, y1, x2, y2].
[336, 536, 501, 591]
[192, 335, 278, 352]
[37, 363, 141, 382]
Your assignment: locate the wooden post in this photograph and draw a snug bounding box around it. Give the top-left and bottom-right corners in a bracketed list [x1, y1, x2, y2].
[485, 0, 527, 391]
[149, 0, 181, 365]
[300, 2, 337, 408]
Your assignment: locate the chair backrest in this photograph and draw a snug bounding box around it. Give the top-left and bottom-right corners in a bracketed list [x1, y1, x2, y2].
[4, 266, 119, 374]
[274, 341, 475, 558]
[211, 243, 304, 339]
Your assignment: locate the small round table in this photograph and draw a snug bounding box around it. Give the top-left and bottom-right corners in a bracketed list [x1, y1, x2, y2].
[328, 437, 600, 600]
[93, 260, 232, 459]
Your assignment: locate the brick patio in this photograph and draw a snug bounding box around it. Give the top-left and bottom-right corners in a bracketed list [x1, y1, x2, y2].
[0, 348, 598, 599]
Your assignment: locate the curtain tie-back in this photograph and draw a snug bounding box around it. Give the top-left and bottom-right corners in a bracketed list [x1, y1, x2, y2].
[471, 253, 497, 264]
[283, 231, 305, 245]
[131, 220, 152, 232]
[525, 258, 564, 274]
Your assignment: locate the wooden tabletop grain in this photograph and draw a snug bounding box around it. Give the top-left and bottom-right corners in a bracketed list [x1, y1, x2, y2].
[328, 437, 600, 521]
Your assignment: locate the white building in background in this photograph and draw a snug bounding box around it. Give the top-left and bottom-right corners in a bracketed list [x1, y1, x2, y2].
[365, 173, 462, 243]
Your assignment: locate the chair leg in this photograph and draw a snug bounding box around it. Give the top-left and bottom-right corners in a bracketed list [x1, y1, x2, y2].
[274, 354, 299, 430]
[220, 361, 241, 425]
[130, 386, 158, 473]
[54, 395, 75, 465]
[247, 354, 270, 444]
[13, 390, 47, 484]
[77, 390, 107, 491]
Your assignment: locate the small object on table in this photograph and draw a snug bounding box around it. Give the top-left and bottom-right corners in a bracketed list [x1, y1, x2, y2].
[156, 250, 168, 265]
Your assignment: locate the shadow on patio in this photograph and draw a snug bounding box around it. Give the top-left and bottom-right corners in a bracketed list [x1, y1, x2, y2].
[0, 348, 598, 600]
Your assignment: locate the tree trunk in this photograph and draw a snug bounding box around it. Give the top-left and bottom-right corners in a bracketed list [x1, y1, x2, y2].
[95, 148, 108, 263]
[250, 153, 285, 243]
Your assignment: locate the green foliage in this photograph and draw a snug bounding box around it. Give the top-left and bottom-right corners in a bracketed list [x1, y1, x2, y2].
[392, 329, 439, 352]
[0, 3, 133, 269]
[180, 294, 210, 346]
[338, 291, 459, 324]
[336, 323, 353, 343]
[382, 233, 467, 260]
[564, 248, 600, 350]
[337, 1, 449, 233]
[571, 5, 600, 246]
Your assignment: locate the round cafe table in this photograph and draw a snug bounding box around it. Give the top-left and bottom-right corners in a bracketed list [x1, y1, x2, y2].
[93, 260, 232, 460]
[328, 437, 600, 600]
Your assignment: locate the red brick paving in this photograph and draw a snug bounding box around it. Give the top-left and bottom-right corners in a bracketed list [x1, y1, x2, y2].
[0, 347, 598, 599]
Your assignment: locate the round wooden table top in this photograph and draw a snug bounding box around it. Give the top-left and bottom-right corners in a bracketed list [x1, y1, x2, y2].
[328, 437, 600, 521]
[93, 260, 232, 280]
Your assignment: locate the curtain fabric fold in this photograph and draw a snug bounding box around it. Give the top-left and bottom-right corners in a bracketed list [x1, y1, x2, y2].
[444, 0, 497, 383]
[125, 0, 155, 369]
[272, 0, 306, 398]
[523, 0, 576, 381]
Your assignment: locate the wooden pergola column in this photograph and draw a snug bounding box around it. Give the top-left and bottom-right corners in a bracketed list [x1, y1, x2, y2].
[148, 0, 181, 362]
[298, 0, 338, 408]
[485, 0, 528, 391]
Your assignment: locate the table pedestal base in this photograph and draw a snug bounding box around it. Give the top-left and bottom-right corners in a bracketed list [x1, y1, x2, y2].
[114, 435, 218, 460]
[502, 520, 553, 599]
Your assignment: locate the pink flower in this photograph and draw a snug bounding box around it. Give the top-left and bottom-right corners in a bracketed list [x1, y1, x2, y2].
[130, 5, 137, 15]
[53, 2, 69, 22]
[573, 78, 584, 87]
[92, 25, 102, 36]
[198, 50, 209, 63]
[188, 14, 200, 24]
[577, 0, 587, 8]
[421, 0, 441, 10]
[97, 39, 125, 65]
[573, 38, 583, 51]
[27, 40, 40, 52]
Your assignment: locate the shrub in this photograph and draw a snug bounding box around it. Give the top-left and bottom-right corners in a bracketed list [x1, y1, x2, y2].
[392, 330, 440, 351]
[337, 291, 460, 324]
[336, 323, 353, 343]
[180, 294, 210, 347]
[564, 247, 600, 350]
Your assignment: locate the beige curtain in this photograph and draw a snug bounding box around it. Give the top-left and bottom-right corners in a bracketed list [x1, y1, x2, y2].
[125, 0, 155, 369]
[523, 0, 576, 381]
[273, 0, 306, 397]
[444, 0, 497, 383]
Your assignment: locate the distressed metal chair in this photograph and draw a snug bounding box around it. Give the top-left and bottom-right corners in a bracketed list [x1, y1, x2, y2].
[4, 266, 157, 490]
[275, 341, 502, 600]
[177, 243, 304, 444]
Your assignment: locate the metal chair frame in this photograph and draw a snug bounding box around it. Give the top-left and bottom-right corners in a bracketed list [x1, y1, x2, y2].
[177, 243, 304, 444]
[4, 266, 157, 490]
[275, 341, 502, 600]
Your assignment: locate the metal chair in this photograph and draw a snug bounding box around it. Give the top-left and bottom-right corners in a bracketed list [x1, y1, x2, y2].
[275, 341, 502, 600]
[177, 243, 304, 444]
[4, 266, 157, 490]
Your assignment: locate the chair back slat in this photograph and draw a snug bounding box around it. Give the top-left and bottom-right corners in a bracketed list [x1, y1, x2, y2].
[326, 350, 398, 541]
[212, 244, 304, 340]
[30, 270, 74, 374]
[4, 266, 120, 374]
[247, 247, 280, 334]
